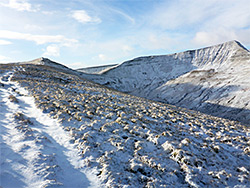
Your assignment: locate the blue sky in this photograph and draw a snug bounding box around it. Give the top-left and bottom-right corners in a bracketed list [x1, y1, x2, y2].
[0, 0, 250, 68]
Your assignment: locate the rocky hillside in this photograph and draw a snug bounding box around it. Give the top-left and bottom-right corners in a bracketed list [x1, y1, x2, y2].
[81, 41, 250, 125]
[1, 63, 250, 187]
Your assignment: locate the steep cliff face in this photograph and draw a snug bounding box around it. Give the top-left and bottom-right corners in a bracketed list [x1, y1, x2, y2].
[83, 41, 250, 124]
[149, 41, 250, 124]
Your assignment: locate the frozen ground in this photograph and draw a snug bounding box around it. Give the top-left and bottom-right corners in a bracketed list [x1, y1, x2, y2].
[0, 63, 249, 187]
[0, 69, 102, 187]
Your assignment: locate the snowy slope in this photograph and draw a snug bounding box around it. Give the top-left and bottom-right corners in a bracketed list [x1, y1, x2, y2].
[149, 46, 250, 124]
[82, 41, 250, 125]
[0, 67, 102, 188]
[1, 63, 250, 187]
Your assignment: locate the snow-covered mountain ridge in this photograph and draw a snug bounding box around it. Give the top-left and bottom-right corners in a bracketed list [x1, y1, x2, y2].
[19, 57, 69, 70]
[80, 40, 250, 125]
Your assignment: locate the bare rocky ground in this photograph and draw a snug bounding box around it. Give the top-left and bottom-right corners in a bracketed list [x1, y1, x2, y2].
[1, 63, 250, 187]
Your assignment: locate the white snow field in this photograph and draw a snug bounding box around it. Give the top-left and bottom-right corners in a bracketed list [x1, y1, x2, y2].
[0, 62, 249, 187]
[81, 41, 250, 125]
[0, 70, 102, 188]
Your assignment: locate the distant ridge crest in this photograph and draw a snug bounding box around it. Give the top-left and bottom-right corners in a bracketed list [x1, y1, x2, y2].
[19, 57, 70, 70]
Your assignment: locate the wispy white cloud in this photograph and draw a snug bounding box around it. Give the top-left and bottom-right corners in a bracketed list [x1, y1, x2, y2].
[98, 54, 106, 61]
[71, 10, 101, 24]
[143, 34, 172, 50]
[24, 24, 42, 31]
[192, 0, 250, 46]
[149, 0, 214, 30]
[201, 1, 250, 30]
[43, 44, 60, 57]
[151, 0, 250, 30]
[193, 28, 250, 46]
[97, 45, 132, 62]
[77, 38, 136, 65]
[193, 30, 235, 46]
[108, 7, 135, 24]
[0, 30, 78, 45]
[127, 31, 186, 53]
[122, 45, 133, 53]
[1, 0, 39, 12]
[0, 54, 11, 63]
[147, 0, 250, 47]
[0, 39, 12, 45]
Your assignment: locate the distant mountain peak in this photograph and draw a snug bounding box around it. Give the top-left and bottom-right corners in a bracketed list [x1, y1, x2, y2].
[222, 40, 243, 47]
[230, 40, 249, 51]
[37, 57, 50, 62]
[184, 40, 248, 55]
[21, 57, 68, 68]
[208, 40, 248, 51]
[28, 57, 57, 64]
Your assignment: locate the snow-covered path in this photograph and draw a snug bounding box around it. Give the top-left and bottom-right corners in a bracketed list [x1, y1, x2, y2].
[0, 71, 101, 188]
